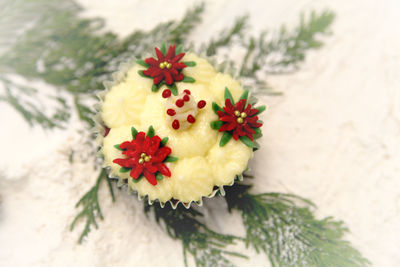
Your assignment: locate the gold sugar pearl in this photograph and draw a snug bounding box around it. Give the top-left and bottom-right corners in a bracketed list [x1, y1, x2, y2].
[234, 110, 241, 117]
[144, 156, 150, 162]
[159, 62, 165, 69]
[140, 153, 146, 158]
[240, 112, 247, 118]
[138, 158, 144, 164]
[166, 63, 172, 69]
[237, 117, 244, 124]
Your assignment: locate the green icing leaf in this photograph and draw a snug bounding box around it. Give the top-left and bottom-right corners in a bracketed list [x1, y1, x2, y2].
[239, 90, 249, 102]
[239, 136, 254, 148]
[224, 87, 234, 105]
[210, 120, 224, 130]
[176, 44, 183, 54]
[136, 59, 149, 67]
[255, 105, 266, 115]
[148, 125, 155, 138]
[161, 137, 169, 145]
[138, 70, 147, 78]
[212, 102, 224, 114]
[253, 127, 262, 139]
[164, 156, 178, 162]
[182, 76, 195, 83]
[120, 167, 130, 173]
[156, 173, 164, 181]
[131, 127, 138, 139]
[114, 144, 123, 151]
[152, 84, 159, 92]
[219, 132, 232, 147]
[161, 42, 167, 54]
[167, 83, 178, 96]
[133, 176, 142, 183]
[184, 61, 196, 67]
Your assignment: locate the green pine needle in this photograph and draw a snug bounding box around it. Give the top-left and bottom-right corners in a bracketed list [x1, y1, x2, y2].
[144, 203, 247, 267]
[225, 183, 370, 267]
[70, 169, 115, 244]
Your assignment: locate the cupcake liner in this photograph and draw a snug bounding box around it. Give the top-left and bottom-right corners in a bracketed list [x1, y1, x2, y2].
[93, 49, 260, 209]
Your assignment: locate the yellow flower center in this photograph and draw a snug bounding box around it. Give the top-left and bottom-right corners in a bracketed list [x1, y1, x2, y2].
[159, 61, 171, 69]
[139, 153, 151, 164]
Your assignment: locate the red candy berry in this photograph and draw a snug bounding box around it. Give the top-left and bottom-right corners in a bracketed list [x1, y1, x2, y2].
[197, 100, 206, 109]
[162, 89, 171, 98]
[184, 89, 191, 95]
[187, 115, 196, 123]
[176, 99, 184, 107]
[183, 94, 190, 102]
[167, 109, 176, 116]
[172, 119, 180, 129]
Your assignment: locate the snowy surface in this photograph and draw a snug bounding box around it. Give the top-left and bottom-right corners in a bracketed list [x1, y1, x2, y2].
[1, 0, 400, 266]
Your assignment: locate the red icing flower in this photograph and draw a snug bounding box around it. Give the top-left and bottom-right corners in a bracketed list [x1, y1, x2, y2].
[218, 98, 262, 141]
[142, 45, 186, 85]
[113, 131, 172, 186]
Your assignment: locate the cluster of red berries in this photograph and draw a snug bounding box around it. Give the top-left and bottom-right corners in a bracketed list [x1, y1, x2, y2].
[162, 89, 206, 130]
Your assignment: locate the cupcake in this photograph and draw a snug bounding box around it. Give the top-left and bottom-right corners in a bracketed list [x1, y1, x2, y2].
[98, 44, 265, 208]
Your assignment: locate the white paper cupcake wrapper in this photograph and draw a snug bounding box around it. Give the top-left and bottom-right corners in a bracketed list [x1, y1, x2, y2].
[92, 50, 257, 209]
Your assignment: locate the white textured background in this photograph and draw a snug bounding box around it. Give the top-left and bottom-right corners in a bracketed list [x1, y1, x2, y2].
[1, 0, 399, 266]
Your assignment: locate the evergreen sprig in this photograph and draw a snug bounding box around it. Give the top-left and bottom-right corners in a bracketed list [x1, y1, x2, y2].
[225, 182, 370, 267]
[70, 169, 115, 243]
[0, 1, 369, 267]
[144, 203, 247, 267]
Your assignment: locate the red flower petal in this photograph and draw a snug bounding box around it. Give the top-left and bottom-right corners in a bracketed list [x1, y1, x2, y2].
[155, 47, 165, 61]
[246, 116, 257, 123]
[173, 73, 184, 81]
[135, 132, 146, 144]
[248, 108, 258, 116]
[244, 104, 252, 114]
[147, 136, 161, 155]
[244, 125, 256, 135]
[164, 72, 173, 85]
[153, 74, 164, 85]
[219, 121, 236, 132]
[153, 146, 171, 162]
[232, 130, 239, 140]
[234, 99, 246, 112]
[171, 53, 185, 63]
[166, 45, 175, 59]
[145, 57, 158, 66]
[156, 163, 171, 177]
[143, 169, 157, 185]
[220, 115, 235, 122]
[120, 141, 134, 150]
[173, 62, 186, 69]
[113, 158, 133, 168]
[130, 165, 143, 179]
[144, 162, 157, 173]
[143, 136, 151, 153]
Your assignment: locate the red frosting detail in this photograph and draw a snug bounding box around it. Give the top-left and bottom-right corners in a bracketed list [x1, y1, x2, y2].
[167, 108, 176, 116]
[162, 89, 172, 98]
[112, 132, 172, 186]
[172, 120, 180, 129]
[183, 89, 191, 95]
[183, 94, 190, 102]
[218, 99, 262, 141]
[197, 100, 206, 109]
[142, 45, 187, 85]
[176, 99, 184, 107]
[104, 127, 110, 137]
[187, 114, 196, 123]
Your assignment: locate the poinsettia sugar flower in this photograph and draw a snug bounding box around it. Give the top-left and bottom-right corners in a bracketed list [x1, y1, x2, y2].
[218, 99, 262, 141]
[113, 132, 171, 185]
[142, 45, 187, 85]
